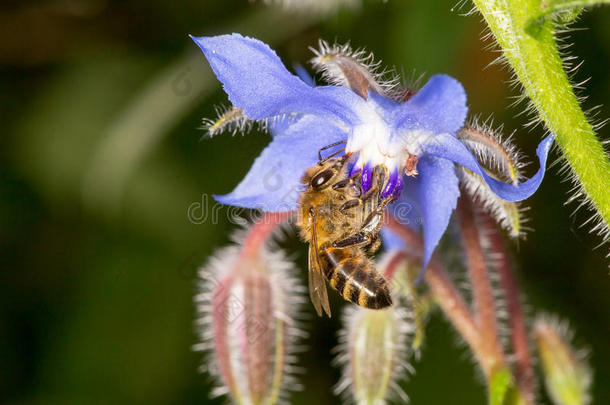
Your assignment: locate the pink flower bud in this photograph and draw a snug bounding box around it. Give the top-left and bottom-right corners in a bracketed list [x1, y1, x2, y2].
[194, 224, 304, 405]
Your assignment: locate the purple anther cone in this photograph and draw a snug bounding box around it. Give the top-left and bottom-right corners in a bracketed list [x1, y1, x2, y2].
[380, 170, 399, 200]
[391, 175, 404, 201]
[348, 163, 361, 178]
[360, 163, 374, 193]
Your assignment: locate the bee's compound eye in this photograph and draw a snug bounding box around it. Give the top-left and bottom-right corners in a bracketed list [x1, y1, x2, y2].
[311, 169, 335, 188]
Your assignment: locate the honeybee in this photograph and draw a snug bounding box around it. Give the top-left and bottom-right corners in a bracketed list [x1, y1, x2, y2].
[297, 153, 393, 317]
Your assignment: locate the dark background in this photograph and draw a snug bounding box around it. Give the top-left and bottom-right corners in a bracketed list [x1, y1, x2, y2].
[1, 1, 609, 404]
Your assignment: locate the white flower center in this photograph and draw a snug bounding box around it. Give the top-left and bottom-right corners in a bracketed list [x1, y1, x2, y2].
[346, 99, 431, 173]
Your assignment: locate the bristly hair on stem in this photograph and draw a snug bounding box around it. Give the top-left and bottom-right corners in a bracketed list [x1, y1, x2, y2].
[470, 0, 610, 257]
[384, 215, 490, 375]
[457, 197, 508, 378]
[480, 211, 537, 403]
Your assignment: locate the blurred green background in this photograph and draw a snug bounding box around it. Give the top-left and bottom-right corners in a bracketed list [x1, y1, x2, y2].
[1, 1, 609, 404]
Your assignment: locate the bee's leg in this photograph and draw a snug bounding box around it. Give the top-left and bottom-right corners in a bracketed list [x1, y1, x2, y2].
[361, 186, 379, 203]
[339, 184, 380, 212]
[339, 198, 364, 212]
[334, 209, 384, 248]
[365, 233, 381, 254]
[332, 178, 362, 195]
[338, 166, 391, 213]
[332, 231, 371, 248]
[362, 210, 384, 233]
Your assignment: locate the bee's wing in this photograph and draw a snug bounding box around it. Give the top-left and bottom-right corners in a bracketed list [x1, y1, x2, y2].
[308, 212, 331, 317]
[308, 244, 331, 317]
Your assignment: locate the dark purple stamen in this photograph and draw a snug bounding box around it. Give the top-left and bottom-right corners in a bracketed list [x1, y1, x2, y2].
[360, 163, 373, 193]
[348, 163, 361, 178]
[380, 169, 399, 199]
[391, 174, 403, 201]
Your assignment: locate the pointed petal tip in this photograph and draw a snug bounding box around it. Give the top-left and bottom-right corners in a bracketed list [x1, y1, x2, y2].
[212, 193, 246, 209]
[424, 133, 553, 203]
[540, 133, 555, 153]
[212, 193, 228, 203]
[189, 33, 207, 46]
[213, 192, 260, 209]
[189, 33, 361, 123]
[213, 193, 297, 213]
[189, 33, 252, 54]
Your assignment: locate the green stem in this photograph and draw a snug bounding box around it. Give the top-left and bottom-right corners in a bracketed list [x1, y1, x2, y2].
[527, 0, 610, 30]
[471, 0, 610, 240]
[537, 0, 610, 15]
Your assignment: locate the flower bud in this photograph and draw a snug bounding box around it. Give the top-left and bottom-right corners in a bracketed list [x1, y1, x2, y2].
[194, 226, 304, 405]
[457, 122, 526, 239]
[335, 305, 414, 405]
[534, 315, 592, 405]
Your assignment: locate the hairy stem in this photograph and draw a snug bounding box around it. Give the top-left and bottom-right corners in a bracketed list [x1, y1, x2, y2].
[482, 212, 536, 403]
[471, 0, 610, 240]
[382, 250, 409, 281]
[533, 0, 610, 19]
[385, 216, 487, 372]
[457, 198, 507, 377]
[241, 212, 293, 258]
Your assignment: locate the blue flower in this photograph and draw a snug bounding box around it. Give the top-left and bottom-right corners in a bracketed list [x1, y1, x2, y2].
[191, 33, 553, 275]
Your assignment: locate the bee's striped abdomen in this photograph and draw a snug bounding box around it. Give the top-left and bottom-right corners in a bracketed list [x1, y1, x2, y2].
[320, 247, 392, 310]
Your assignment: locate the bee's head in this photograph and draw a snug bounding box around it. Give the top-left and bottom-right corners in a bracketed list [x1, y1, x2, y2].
[302, 157, 346, 190]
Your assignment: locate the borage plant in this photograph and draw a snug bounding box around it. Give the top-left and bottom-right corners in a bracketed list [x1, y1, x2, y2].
[192, 34, 591, 405]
